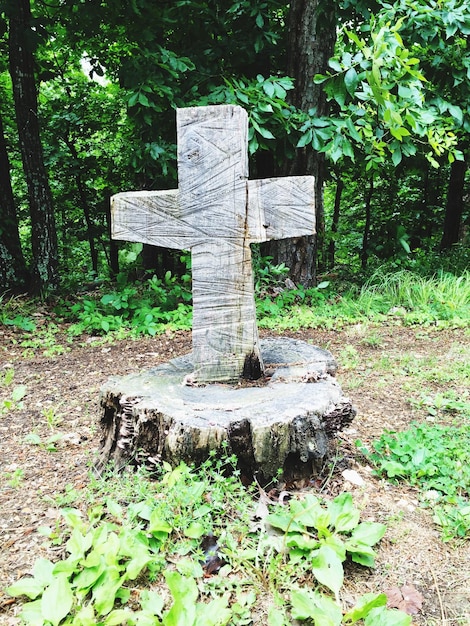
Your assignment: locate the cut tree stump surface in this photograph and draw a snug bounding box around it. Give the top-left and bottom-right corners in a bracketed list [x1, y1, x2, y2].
[97, 338, 355, 481]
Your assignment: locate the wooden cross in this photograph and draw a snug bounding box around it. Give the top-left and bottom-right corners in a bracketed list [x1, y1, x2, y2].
[111, 105, 315, 383]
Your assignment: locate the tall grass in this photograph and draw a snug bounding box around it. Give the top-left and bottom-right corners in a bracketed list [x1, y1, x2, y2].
[361, 268, 470, 309]
[259, 268, 470, 330]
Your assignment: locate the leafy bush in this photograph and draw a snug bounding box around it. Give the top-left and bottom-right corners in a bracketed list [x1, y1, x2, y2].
[65, 272, 192, 336]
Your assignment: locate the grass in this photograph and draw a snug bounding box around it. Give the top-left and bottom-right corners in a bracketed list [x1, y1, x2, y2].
[258, 269, 470, 332]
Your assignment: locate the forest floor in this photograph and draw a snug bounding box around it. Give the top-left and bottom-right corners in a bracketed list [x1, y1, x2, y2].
[0, 321, 469, 625]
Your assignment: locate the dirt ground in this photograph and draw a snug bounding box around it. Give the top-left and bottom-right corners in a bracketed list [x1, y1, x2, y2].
[0, 323, 469, 625]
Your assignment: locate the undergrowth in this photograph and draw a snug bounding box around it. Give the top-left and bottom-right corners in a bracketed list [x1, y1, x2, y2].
[6, 456, 411, 625]
[357, 421, 470, 541]
[1, 267, 469, 343]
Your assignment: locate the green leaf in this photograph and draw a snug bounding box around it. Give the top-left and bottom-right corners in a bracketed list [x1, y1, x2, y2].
[164, 571, 198, 626]
[66, 527, 93, 559]
[290, 589, 315, 620]
[266, 511, 304, 534]
[350, 522, 386, 546]
[286, 533, 319, 551]
[322, 534, 346, 561]
[138, 92, 150, 107]
[447, 104, 463, 124]
[311, 545, 344, 597]
[346, 117, 362, 143]
[24, 432, 42, 446]
[128, 92, 139, 107]
[268, 606, 287, 626]
[399, 237, 411, 254]
[177, 558, 204, 579]
[140, 589, 164, 616]
[126, 549, 152, 580]
[328, 493, 361, 532]
[19, 599, 45, 625]
[148, 510, 173, 536]
[344, 67, 359, 95]
[332, 77, 347, 107]
[291, 495, 330, 532]
[184, 522, 206, 539]
[106, 499, 124, 519]
[391, 146, 402, 166]
[12, 385, 27, 402]
[74, 563, 106, 592]
[92, 568, 125, 616]
[70, 603, 96, 626]
[349, 546, 377, 567]
[257, 126, 276, 140]
[344, 593, 387, 623]
[263, 81, 275, 98]
[7, 577, 46, 600]
[291, 588, 342, 625]
[364, 606, 412, 626]
[328, 59, 343, 72]
[195, 596, 232, 625]
[297, 129, 313, 148]
[273, 81, 287, 99]
[41, 574, 74, 626]
[104, 609, 136, 625]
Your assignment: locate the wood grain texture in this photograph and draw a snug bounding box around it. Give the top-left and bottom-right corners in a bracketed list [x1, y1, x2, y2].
[110, 105, 316, 382]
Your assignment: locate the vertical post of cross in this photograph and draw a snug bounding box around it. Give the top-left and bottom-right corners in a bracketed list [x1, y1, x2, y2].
[177, 105, 262, 383]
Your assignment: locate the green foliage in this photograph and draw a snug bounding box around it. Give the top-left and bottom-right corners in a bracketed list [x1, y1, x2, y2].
[0, 367, 27, 415]
[0, 367, 15, 387]
[411, 390, 470, 419]
[0, 295, 36, 332]
[1, 0, 469, 291]
[359, 268, 470, 324]
[6, 458, 409, 625]
[66, 272, 192, 336]
[252, 253, 290, 295]
[308, 3, 467, 168]
[206, 74, 298, 156]
[267, 492, 386, 579]
[24, 432, 63, 453]
[4, 467, 25, 488]
[3, 268, 469, 344]
[359, 422, 470, 540]
[258, 268, 470, 332]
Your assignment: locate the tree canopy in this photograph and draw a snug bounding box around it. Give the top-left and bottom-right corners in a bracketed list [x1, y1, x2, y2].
[0, 0, 468, 294]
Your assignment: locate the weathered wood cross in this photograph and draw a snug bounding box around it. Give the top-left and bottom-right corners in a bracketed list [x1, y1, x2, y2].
[111, 105, 315, 383]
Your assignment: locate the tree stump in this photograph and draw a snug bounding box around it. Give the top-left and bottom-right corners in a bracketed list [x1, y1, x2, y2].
[96, 338, 355, 482]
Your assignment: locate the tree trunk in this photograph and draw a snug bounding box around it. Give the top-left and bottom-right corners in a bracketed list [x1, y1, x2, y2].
[440, 156, 467, 250]
[327, 175, 343, 269]
[0, 111, 29, 291]
[265, 0, 336, 286]
[361, 175, 374, 270]
[8, 0, 59, 294]
[62, 136, 99, 273]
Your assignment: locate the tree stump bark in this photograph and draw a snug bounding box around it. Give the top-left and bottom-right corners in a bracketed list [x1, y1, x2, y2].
[96, 338, 355, 482]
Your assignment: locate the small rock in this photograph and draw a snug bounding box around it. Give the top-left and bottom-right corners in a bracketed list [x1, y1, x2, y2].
[341, 469, 365, 486]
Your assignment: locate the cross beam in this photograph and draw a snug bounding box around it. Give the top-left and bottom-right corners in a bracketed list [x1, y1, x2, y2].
[111, 105, 315, 383]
